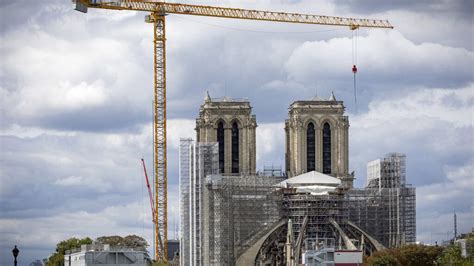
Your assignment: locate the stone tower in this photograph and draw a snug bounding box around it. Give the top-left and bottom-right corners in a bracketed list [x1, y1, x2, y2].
[196, 92, 257, 175]
[285, 92, 353, 187]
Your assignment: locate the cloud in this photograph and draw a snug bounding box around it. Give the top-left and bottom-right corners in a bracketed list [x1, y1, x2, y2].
[350, 84, 473, 186]
[53, 175, 85, 186]
[285, 30, 473, 93]
[256, 123, 285, 168]
[0, 1, 152, 132]
[333, 0, 474, 49]
[1, 0, 473, 264]
[348, 85, 473, 243]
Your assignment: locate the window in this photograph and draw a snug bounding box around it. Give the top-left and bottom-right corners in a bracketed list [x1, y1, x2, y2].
[231, 122, 239, 173]
[217, 122, 225, 173]
[323, 122, 331, 174]
[307, 122, 316, 172]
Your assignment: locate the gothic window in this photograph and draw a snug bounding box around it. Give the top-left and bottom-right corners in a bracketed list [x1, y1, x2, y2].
[217, 122, 225, 173]
[231, 122, 239, 173]
[323, 122, 331, 174]
[307, 122, 316, 172]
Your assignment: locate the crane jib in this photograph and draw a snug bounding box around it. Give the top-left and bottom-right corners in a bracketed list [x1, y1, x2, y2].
[74, 0, 393, 29]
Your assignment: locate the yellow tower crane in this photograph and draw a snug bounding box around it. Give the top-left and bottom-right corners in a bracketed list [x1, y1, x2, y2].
[73, 0, 393, 261]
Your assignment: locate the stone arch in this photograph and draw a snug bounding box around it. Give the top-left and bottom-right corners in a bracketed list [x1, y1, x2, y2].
[303, 117, 319, 129]
[213, 118, 227, 129]
[230, 117, 244, 129]
[318, 117, 336, 129]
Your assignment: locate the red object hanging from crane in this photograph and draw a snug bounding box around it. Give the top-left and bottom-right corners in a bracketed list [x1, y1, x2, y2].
[352, 64, 358, 74]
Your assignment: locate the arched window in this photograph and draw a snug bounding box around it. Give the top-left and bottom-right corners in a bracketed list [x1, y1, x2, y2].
[217, 122, 225, 173]
[322, 122, 331, 174]
[231, 122, 239, 173]
[306, 122, 316, 172]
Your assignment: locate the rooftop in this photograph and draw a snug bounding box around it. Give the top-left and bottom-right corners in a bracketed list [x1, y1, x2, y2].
[277, 171, 341, 195]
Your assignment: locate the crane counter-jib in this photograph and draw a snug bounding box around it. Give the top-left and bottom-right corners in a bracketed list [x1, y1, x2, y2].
[74, 0, 394, 29]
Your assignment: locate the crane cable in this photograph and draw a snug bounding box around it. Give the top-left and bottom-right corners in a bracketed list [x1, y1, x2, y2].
[352, 29, 358, 114]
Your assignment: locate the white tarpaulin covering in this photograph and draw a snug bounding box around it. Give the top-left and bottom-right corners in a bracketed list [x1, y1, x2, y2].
[277, 171, 341, 195]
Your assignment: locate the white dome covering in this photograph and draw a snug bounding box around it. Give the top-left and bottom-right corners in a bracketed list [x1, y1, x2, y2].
[277, 171, 341, 195]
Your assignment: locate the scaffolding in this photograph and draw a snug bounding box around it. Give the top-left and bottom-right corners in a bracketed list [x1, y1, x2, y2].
[179, 139, 219, 266]
[284, 190, 348, 244]
[180, 148, 416, 264]
[347, 153, 416, 248]
[202, 175, 284, 265]
[346, 187, 416, 248]
[178, 138, 192, 266]
[262, 165, 284, 177]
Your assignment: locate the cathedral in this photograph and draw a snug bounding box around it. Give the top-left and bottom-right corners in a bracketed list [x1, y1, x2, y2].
[195, 91, 352, 186]
[180, 92, 416, 266]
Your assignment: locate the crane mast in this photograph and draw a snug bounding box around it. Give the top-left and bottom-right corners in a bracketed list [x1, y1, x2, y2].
[73, 0, 393, 262]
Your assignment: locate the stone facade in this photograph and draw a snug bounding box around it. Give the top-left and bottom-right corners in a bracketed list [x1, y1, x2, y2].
[285, 93, 353, 187]
[195, 93, 257, 175]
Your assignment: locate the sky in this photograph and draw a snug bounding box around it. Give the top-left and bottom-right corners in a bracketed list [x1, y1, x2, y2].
[0, 0, 473, 264]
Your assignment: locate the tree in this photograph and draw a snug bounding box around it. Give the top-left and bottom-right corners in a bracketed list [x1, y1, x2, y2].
[123, 235, 149, 250]
[46, 237, 92, 266]
[399, 244, 443, 265]
[365, 244, 444, 266]
[366, 254, 401, 266]
[437, 244, 474, 265]
[95, 234, 149, 250]
[365, 248, 403, 266]
[95, 235, 123, 246]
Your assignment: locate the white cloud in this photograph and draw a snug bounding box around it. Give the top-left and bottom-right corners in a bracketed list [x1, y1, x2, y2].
[285, 30, 473, 88]
[0, 6, 152, 130]
[0, 201, 153, 250]
[350, 84, 473, 186]
[0, 124, 77, 138]
[347, 84, 474, 243]
[167, 119, 196, 149]
[417, 160, 474, 208]
[1, 0, 473, 264]
[54, 175, 84, 186]
[53, 175, 112, 193]
[256, 123, 285, 168]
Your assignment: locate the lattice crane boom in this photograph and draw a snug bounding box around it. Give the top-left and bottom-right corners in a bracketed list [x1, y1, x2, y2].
[73, 0, 393, 262]
[76, 1, 393, 29]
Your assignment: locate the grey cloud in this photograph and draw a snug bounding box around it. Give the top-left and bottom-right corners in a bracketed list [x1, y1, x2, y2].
[1, 0, 473, 264]
[333, 0, 473, 18]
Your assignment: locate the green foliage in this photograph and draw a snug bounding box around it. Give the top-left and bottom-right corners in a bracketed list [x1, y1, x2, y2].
[46, 235, 149, 265]
[367, 254, 401, 266]
[96, 234, 149, 250]
[95, 235, 123, 246]
[399, 244, 444, 265]
[46, 237, 92, 266]
[365, 248, 402, 266]
[437, 244, 474, 266]
[365, 244, 444, 266]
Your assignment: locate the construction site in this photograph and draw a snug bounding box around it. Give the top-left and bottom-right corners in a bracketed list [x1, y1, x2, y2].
[179, 95, 417, 265]
[70, 1, 415, 265]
